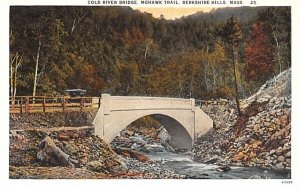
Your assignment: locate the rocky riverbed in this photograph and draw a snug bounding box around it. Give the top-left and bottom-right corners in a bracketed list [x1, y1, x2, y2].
[110, 131, 290, 179]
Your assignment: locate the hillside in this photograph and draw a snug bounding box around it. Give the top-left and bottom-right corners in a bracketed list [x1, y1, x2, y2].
[193, 68, 291, 169]
[10, 6, 290, 100]
[187, 6, 266, 23]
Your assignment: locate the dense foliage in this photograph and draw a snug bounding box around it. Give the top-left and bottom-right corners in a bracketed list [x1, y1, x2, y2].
[9, 6, 291, 99]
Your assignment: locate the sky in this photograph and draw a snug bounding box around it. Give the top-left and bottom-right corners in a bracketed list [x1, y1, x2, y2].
[134, 7, 214, 19]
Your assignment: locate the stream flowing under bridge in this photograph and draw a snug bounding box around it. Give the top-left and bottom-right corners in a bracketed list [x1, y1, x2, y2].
[93, 94, 213, 150]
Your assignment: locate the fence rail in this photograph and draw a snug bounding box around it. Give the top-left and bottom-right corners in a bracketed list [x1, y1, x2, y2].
[195, 99, 233, 107]
[9, 96, 100, 113]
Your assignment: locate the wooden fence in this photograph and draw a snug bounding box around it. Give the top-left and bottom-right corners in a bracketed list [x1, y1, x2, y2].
[9, 96, 100, 113]
[195, 99, 233, 107]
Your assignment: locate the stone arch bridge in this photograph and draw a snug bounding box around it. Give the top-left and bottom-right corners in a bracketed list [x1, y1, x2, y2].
[93, 94, 213, 150]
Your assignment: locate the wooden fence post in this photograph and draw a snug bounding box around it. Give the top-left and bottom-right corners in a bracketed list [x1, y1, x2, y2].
[20, 97, 23, 113]
[80, 98, 83, 111]
[11, 97, 15, 111]
[43, 96, 46, 112]
[62, 97, 66, 112]
[25, 97, 29, 113]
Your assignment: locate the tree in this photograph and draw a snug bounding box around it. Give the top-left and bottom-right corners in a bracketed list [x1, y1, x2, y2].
[143, 38, 153, 59]
[70, 7, 86, 36]
[208, 40, 226, 95]
[9, 52, 24, 97]
[10, 7, 67, 96]
[245, 22, 274, 83]
[81, 64, 105, 96]
[257, 7, 291, 74]
[221, 16, 243, 115]
[116, 62, 139, 95]
[32, 36, 42, 97]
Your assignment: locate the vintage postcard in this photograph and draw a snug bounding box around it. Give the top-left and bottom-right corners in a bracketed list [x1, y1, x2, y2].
[1, 0, 299, 187]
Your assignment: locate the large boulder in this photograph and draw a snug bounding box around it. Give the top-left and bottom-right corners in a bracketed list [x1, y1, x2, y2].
[37, 136, 78, 167]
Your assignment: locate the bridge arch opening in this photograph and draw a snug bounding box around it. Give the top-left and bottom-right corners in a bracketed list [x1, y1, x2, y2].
[150, 114, 193, 150]
[112, 113, 193, 150]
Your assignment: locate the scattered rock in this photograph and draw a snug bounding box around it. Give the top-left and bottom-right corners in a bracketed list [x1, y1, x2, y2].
[124, 130, 135, 137]
[87, 160, 105, 172]
[277, 156, 285, 162]
[37, 136, 73, 167]
[276, 147, 283, 155]
[204, 158, 219, 164]
[113, 147, 149, 162]
[217, 165, 231, 172]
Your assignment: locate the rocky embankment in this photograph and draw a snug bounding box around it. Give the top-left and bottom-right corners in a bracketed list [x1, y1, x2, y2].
[9, 132, 123, 179]
[10, 133, 123, 178]
[9, 110, 185, 179]
[9, 110, 124, 179]
[193, 69, 291, 169]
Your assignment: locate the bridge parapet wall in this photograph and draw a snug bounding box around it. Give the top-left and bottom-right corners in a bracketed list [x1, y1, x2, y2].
[101, 94, 195, 112]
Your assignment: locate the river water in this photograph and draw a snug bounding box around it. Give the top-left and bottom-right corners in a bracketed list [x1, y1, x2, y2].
[142, 151, 291, 179]
[113, 134, 291, 179]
